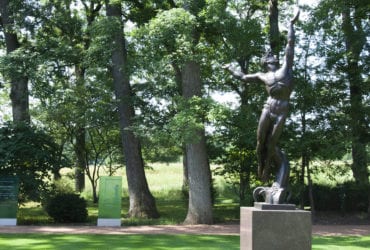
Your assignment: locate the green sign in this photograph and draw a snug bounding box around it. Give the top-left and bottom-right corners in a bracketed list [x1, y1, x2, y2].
[0, 177, 19, 218]
[98, 176, 122, 218]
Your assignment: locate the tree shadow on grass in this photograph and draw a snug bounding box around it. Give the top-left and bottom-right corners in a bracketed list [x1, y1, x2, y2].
[0, 234, 239, 250]
[313, 236, 370, 250]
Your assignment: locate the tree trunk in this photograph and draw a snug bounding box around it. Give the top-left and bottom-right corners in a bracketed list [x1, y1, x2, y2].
[182, 61, 213, 225]
[269, 0, 280, 61]
[342, 4, 369, 188]
[0, 0, 30, 124]
[182, 146, 189, 198]
[74, 127, 86, 192]
[307, 161, 315, 221]
[73, 2, 102, 194]
[105, 1, 159, 218]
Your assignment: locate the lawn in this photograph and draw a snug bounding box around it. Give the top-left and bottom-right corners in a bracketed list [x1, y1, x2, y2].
[11, 162, 370, 250]
[0, 234, 239, 250]
[313, 236, 370, 250]
[17, 162, 241, 226]
[0, 234, 370, 250]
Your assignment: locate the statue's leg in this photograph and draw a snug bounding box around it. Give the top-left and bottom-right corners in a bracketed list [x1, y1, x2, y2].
[256, 108, 271, 181]
[274, 148, 290, 189]
[267, 114, 290, 204]
[261, 114, 284, 181]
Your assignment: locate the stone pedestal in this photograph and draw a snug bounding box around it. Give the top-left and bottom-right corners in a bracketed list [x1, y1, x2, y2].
[240, 207, 311, 250]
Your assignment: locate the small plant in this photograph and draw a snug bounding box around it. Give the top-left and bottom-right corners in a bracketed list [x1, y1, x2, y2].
[44, 193, 88, 223]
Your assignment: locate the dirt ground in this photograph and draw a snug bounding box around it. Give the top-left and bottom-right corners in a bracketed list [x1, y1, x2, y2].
[0, 212, 369, 236]
[0, 223, 369, 236]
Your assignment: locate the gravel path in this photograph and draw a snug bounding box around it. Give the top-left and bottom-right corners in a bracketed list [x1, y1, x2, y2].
[0, 224, 369, 236]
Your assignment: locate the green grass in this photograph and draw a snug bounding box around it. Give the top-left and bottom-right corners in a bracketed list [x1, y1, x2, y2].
[0, 234, 239, 250]
[18, 162, 241, 226]
[312, 236, 370, 250]
[18, 198, 240, 226]
[0, 235, 370, 250]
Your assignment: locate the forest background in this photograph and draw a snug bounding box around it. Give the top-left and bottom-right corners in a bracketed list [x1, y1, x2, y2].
[0, 0, 368, 225]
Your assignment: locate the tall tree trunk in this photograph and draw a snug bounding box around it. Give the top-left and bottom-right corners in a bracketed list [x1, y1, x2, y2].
[342, 4, 368, 187]
[307, 161, 315, 220]
[105, 0, 159, 218]
[0, 0, 30, 124]
[300, 110, 307, 210]
[74, 65, 87, 192]
[182, 61, 213, 225]
[182, 146, 189, 197]
[74, 126, 86, 192]
[173, 63, 189, 197]
[269, 0, 280, 61]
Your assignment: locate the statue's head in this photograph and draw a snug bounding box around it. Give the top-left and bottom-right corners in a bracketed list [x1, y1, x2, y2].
[261, 50, 278, 71]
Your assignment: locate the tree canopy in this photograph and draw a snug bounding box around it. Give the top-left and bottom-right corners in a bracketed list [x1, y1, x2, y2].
[0, 0, 368, 220]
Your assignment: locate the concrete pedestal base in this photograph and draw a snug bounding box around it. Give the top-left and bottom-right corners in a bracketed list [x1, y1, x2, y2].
[0, 218, 17, 226]
[97, 218, 121, 227]
[240, 207, 311, 250]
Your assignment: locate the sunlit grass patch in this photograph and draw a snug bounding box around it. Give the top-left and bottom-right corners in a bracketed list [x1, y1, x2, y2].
[0, 234, 240, 250]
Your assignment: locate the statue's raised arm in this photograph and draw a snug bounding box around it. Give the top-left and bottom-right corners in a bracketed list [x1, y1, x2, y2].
[280, 10, 300, 74]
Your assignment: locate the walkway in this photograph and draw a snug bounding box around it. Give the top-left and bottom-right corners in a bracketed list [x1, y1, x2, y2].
[0, 224, 369, 236]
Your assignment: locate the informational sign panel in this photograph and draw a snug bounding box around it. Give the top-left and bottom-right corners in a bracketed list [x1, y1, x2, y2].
[0, 176, 19, 226]
[97, 176, 122, 226]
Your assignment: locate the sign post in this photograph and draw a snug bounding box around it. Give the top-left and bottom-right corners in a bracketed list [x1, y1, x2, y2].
[97, 176, 122, 227]
[0, 177, 19, 226]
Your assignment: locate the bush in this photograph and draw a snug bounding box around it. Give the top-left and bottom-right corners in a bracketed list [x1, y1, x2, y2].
[44, 193, 88, 223]
[0, 122, 70, 203]
[310, 182, 369, 212]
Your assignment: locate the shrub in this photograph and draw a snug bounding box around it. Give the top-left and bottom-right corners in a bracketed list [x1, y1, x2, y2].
[0, 122, 70, 203]
[44, 193, 88, 223]
[310, 182, 369, 212]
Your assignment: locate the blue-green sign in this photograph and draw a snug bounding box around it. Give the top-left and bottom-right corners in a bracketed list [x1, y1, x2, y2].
[0, 176, 19, 218]
[98, 176, 122, 219]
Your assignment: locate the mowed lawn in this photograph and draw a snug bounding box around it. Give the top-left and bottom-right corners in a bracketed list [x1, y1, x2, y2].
[0, 234, 370, 250]
[0, 234, 239, 250]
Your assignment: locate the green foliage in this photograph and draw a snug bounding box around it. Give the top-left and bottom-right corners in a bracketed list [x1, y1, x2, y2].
[133, 8, 198, 64]
[0, 122, 69, 203]
[303, 182, 369, 212]
[168, 96, 213, 144]
[44, 193, 88, 223]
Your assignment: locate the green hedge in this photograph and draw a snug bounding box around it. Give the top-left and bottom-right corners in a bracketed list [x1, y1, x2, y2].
[44, 193, 88, 223]
[304, 182, 369, 212]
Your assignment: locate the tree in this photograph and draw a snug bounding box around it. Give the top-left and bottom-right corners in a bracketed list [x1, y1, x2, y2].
[105, 0, 159, 218]
[205, 0, 266, 204]
[32, 0, 106, 193]
[133, 2, 215, 223]
[0, 0, 30, 123]
[0, 123, 68, 203]
[312, 0, 369, 212]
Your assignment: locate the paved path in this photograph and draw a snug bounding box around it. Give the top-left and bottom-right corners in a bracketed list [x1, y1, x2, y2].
[0, 224, 369, 236]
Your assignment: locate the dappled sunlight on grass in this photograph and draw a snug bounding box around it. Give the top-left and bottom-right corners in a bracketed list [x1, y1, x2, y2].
[313, 236, 370, 250]
[213, 202, 240, 223]
[17, 203, 53, 225]
[0, 234, 239, 250]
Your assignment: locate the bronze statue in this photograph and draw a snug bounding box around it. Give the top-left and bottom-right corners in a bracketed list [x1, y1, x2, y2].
[223, 11, 299, 204]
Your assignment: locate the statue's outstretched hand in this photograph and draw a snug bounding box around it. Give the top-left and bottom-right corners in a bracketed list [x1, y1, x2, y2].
[290, 10, 300, 24]
[222, 63, 231, 70]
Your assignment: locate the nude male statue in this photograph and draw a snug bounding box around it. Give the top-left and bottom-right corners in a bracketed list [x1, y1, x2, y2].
[223, 11, 299, 204]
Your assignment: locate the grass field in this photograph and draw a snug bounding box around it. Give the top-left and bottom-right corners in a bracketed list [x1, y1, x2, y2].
[10, 162, 370, 249]
[0, 234, 239, 250]
[0, 234, 369, 250]
[17, 162, 241, 226]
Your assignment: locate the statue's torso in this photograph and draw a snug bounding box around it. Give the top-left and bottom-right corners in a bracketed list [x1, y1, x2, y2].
[263, 71, 293, 116]
[264, 71, 293, 101]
